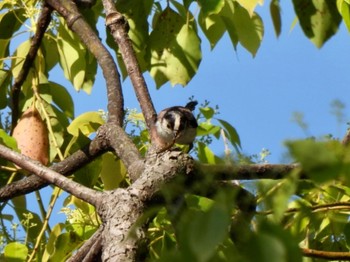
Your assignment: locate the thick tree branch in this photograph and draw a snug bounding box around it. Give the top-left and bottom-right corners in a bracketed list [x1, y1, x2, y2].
[102, 0, 156, 131]
[302, 248, 350, 260]
[198, 163, 302, 180]
[11, 4, 53, 131]
[98, 151, 195, 261]
[0, 144, 103, 206]
[0, 136, 108, 202]
[45, 0, 124, 126]
[342, 129, 350, 146]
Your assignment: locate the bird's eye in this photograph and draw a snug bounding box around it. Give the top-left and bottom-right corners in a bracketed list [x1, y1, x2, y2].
[167, 124, 171, 129]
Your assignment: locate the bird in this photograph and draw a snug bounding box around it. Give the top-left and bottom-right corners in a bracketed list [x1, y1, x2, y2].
[155, 101, 198, 151]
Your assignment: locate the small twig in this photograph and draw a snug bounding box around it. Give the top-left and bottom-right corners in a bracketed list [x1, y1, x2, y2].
[342, 129, 350, 146]
[258, 201, 350, 215]
[302, 248, 350, 260]
[11, 4, 53, 132]
[0, 144, 103, 206]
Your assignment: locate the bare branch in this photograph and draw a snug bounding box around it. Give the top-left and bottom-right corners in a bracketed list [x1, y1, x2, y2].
[258, 202, 350, 215]
[0, 136, 107, 202]
[11, 4, 53, 131]
[302, 248, 350, 260]
[102, 1, 156, 131]
[0, 144, 103, 206]
[198, 163, 302, 180]
[45, 0, 124, 126]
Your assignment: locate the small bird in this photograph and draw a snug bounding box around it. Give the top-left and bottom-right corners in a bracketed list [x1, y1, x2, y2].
[155, 101, 198, 151]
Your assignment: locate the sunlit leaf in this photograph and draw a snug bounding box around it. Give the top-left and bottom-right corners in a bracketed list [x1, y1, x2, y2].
[4, 242, 28, 261]
[338, 0, 350, 32]
[148, 7, 201, 87]
[236, 0, 264, 17]
[57, 19, 86, 91]
[232, 3, 264, 57]
[100, 152, 126, 190]
[292, 0, 342, 48]
[217, 118, 241, 149]
[67, 111, 105, 137]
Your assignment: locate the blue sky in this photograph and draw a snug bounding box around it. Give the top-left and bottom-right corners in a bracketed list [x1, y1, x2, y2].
[63, 2, 350, 163]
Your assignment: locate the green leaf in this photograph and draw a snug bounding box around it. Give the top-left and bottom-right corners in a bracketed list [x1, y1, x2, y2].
[0, 129, 17, 150]
[217, 118, 241, 150]
[100, 152, 126, 190]
[198, 12, 226, 49]
[339, 0, 350, 32]
[270, 0, 282, 37]
[197, 0, 225, 16]
[48, 232, 81, 261]
[292, 0, 342, 48]
[200, 107, 215, 119]
[11, 40, 31, 79]
[148, 7, 201, 87]
[286, 140, 344, 183]
[57, 19, 87, 91]
[46, 82, 74, 119]
[67, 111, 105, 137]
[73, 157, 101, 187]
[197, 122, 221, 137]
[178, 197, 231, 261]
[236, 0, 264, 16]
[197, 141, 223, 164]
[0, 9, 25, 40]
[42, 35, 59, 71]
[232, 3, 264, 57]
[42, 223, 65, 261]
[4, 242, 28, 262]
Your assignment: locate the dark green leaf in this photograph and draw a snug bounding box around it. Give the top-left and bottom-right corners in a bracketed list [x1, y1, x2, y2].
[270, 0, 282, 37]
[292, 0, 342, 48]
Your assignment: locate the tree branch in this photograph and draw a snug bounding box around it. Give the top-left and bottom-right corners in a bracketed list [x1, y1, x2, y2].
[102, 0, 156, 131]
[0, 136, 107, 202]
[342, 129, 350, 146]
[198, 163, 302, 180]
[302, 248, 350, 260]
[0, 144, 103, 206]
[98, 151, 195, 261]
[45, 0, 124, 126]
[11, 3, 53, 131]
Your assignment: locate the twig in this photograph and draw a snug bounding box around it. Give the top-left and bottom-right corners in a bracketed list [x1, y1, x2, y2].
[258, 202, 350, 215]
[302, 248, 350, 260]
[11, 4, 53, 131]
[45, 0, 124, 126]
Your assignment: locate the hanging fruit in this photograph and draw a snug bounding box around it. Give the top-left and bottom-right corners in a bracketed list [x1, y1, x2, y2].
[13, 107, 49, 167]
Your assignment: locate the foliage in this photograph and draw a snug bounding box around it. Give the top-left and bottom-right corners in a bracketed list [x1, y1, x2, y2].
[0, 0, 350, 261]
